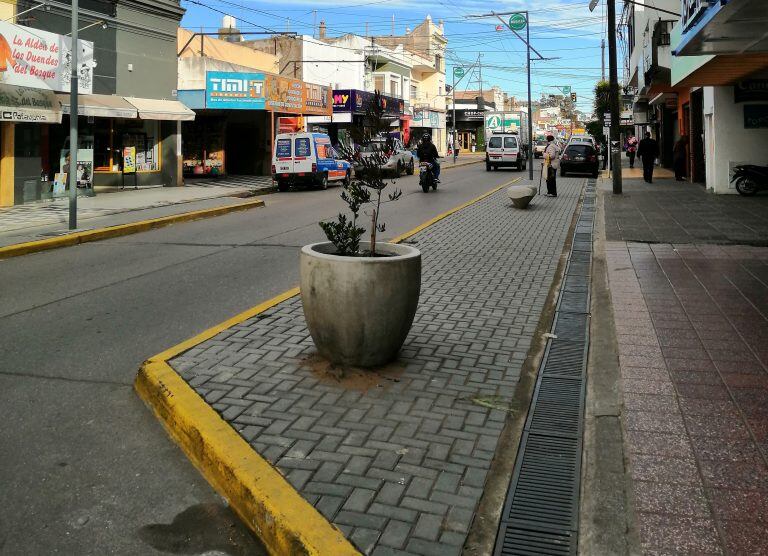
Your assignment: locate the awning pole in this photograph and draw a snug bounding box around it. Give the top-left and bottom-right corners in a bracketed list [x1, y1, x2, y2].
[68, 0, 79, 229]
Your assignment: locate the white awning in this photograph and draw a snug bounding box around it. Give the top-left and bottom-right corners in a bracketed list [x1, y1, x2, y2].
[125, 97, 196, 121]
[56, 93, 138, 119]
[0, 84, 61, 124]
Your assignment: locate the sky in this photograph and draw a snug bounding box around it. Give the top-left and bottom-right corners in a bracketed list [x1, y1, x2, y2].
[179, 0, 607, 116]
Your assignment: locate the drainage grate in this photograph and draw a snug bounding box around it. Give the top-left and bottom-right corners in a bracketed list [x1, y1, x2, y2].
[494, 179, 596, 555]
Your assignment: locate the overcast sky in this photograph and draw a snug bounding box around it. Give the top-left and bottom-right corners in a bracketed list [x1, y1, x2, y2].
[180, 0, 606, 114]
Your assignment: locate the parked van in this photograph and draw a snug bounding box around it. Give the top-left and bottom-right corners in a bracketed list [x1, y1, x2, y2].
[485, 131, 527, 172]
[272, 132, 351, 192]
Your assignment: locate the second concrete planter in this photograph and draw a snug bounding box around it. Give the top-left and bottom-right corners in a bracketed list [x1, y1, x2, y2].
[300, 241, 421, 367]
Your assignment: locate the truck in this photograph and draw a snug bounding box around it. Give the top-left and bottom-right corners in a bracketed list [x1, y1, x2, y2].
[483, 111, 530, 151]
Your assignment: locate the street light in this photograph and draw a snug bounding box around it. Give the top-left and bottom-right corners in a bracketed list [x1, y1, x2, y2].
[466, 11, 550, 181]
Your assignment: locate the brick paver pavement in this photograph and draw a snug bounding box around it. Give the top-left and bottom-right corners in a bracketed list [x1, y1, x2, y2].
[607, 242, 768, 554]
[604, 177, 768, 245]
[170, 177, 585, 555]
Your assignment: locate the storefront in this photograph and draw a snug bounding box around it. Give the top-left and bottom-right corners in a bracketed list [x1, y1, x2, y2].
[411, 109, 446, 154]
[446, 109, 484, 151]
[671, 1, 768, 193]
[315, 89, 405, 148]
[0, 20, 193, 205]
[179, 71, 331, 177]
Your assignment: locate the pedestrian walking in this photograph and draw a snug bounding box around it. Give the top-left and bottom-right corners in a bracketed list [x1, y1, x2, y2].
[637, 132, 660, 183]
[673, 135, 688, 181]
[625, 133, 638, 169]
[544, 134, 560, 197]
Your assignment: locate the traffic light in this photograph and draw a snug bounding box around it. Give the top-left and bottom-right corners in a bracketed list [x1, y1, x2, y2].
[571, 92, 577, 102]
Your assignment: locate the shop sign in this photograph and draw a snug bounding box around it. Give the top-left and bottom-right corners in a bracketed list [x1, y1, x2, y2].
[0, 21, 93, 94]
[333, 90, 352, 111]
[744, 105, 768, 129]
[413, 109, 440, 128]
[735, 80, 768, 103]
[0, 84, 61, 122]
[206, 71, 266, 109]
[303, 82, 331, 114]
[681, 0, 712, 32]
[620, 110, 634, 126]
[452, 109, 484, 121]
[266, 74, 303, 113]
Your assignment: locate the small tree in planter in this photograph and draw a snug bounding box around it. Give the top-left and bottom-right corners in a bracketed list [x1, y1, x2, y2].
[320, 91, 402, 257]
[300, 91, 421, 367]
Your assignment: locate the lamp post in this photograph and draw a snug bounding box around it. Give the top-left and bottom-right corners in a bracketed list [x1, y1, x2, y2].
[68, 0, 79, 229]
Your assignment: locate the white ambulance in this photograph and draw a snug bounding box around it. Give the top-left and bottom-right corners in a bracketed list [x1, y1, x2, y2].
[272, 132, 352, 192]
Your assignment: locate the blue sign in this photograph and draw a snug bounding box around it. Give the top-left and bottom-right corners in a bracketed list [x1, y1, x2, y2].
[206, 71, 266, 109]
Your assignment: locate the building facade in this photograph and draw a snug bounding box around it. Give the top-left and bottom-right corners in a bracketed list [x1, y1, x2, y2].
[624, 0, 768, 193]
[0, 0, 193, 206]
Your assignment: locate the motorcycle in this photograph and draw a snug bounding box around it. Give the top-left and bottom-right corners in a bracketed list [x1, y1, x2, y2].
[731, 164, 768, 196]
[419, 161, 437, 193]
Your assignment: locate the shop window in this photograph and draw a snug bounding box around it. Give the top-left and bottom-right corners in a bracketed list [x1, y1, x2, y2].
[114, 119, 159, 172]
[374, 76, 384, 93]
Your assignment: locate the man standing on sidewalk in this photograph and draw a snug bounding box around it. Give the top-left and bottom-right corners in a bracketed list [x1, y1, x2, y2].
[637, 132, 659, 183]
[544, 134, 560, 197]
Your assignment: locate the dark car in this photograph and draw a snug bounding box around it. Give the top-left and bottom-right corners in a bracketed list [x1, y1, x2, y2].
[560, 144, 599, 178]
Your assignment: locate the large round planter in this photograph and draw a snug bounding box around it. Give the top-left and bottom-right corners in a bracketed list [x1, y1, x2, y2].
[300, 241, 421, 367]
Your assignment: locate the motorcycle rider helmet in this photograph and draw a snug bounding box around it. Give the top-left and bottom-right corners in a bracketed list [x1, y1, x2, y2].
[422, 133, 431, 142]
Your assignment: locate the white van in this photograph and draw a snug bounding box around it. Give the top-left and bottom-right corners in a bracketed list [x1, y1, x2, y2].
[485, 131, 527, 172]
[272, 132, 351, 192]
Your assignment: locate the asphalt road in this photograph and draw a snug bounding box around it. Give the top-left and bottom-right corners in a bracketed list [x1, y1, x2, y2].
[0, 163, 532, 554]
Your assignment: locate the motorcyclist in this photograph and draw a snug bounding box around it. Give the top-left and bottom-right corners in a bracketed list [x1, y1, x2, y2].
[417, 133, 440, 182]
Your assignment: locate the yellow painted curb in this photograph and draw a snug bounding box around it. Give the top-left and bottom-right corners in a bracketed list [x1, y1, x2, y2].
[0, 198, 266, 261]
[135, 180, 516, 555]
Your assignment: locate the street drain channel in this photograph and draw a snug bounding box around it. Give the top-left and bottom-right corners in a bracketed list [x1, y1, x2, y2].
[493, 179, 596, 556]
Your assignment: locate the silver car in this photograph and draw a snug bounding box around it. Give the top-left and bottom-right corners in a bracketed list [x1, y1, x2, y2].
[355, 139, 415, 177]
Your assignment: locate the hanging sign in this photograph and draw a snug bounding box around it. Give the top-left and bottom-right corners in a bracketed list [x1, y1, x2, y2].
[453, 67, 465, 78]
[508, 13, 527, 31]
[0, 21, 93, 93]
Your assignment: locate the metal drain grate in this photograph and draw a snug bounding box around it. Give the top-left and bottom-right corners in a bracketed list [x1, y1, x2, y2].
[494, 179, 596, 555]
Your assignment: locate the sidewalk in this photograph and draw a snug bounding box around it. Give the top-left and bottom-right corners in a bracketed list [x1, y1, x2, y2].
[0, 184, 267, 248]
[138, 175, 588, 555]
[596, 169, 768, 554]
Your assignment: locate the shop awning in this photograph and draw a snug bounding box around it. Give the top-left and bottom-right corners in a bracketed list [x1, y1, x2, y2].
[0, 84, 61, 123]
[125, 97, 196, 121]
[56, 93, 138, 119]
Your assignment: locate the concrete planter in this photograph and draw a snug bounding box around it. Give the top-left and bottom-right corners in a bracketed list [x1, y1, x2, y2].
[300, 241, 421, 367]
[507, 184, 538, 209]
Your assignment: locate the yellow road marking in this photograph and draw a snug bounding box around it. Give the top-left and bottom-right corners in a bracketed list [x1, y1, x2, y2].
[135, 177, 516, 556]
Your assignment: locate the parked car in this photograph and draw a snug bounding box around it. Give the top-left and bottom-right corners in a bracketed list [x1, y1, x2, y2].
[272, 132, 352, 192]
[533, 140, 547, 158]
[354, 138, 415, 177]
[560, 143, 599, 178]
[485, 132, 527, 171]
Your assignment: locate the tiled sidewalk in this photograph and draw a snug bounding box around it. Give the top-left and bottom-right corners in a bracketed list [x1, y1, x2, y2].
[169, 178, 585, 555]
[606, 241, 768, 555]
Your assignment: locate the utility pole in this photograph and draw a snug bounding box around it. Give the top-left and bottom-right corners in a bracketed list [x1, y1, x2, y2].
[68, 0, 79, 229]
[526, 16, 533, 180]
[601, 38, 605, 81]
[312, 10, 317, 38]
[607, 0, 622, 193]
[391, 14, 395, 36]
[452, 69, 457, 163]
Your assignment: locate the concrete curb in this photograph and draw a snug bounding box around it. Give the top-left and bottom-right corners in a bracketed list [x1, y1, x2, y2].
[134, 179, 519, 556]
[0, 198, 265, 261]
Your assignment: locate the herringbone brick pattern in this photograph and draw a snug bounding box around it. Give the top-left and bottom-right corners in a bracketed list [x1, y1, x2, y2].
[171, 178, 585, 555]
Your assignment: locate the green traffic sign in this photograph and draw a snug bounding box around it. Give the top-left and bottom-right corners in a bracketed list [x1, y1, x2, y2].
[562, 86, 571, 95]
[454, 67, 465, 78]
[508, 13, 527, 31]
